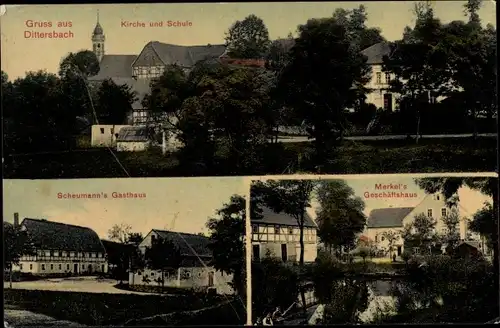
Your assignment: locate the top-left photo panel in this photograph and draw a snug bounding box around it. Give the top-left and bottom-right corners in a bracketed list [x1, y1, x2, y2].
[2, 2, 497, 179]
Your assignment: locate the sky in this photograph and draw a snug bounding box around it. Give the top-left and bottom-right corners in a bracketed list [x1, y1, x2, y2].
[3, 177, 246, 239]
[1, 1, 496, 79]
[306, 175, 493, 223]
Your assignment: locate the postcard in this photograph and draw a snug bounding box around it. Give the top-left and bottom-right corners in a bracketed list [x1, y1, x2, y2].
[3, 177, 249, 326]
[248, 173, 499, 325]
[1, 2, 497, 178]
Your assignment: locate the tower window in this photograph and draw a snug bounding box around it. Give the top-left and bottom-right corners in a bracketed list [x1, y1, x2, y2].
[97, 44, 101, 48]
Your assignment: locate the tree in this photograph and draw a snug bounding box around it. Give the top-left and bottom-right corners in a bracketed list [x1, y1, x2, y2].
[401, 213, 439, 255]
[251, 179, 316, 312]
[276, 17, 370, 169]
[315, 180, 366, 256]
[96, 79, 137, 124]
[470, 203, 496, 252]
[59, 50, 100, 79]
[225, 14, 271, 59]
[382, 231, 401, 258]
[206, 195, 246, 296]
[127, 232, 144, 245]
[144, 237, 182, 287]
[108, 223, 132, 244]
[4, 71, 78, 154]
[439, 210, 461, 252]
[4, 222, 35, 288]
[383, 2, 449, 142]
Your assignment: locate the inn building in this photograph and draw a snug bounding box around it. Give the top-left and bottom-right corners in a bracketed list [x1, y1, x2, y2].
[251, 207, 318, 263]
[11, 213, 108, 275]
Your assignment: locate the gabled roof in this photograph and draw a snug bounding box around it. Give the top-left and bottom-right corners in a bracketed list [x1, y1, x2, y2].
[21, 218, 105, 253]
[251, 206, 316, 228]
[149, 41, 226, 68]
[90, 54, 137, 79]
[152, 229, 212, 258]
[116, 126, 150, 142]
[366, 207, 414, 228]
[361, 41, 392, 65]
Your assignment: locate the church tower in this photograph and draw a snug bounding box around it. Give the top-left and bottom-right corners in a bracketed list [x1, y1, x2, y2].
[92, 10, 105, 62]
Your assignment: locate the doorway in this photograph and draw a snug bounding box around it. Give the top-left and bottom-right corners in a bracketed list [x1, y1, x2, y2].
[397, 246, 402, 256]
[88, 264, 92, 274]
[281, 244, 288, 262]
[252, 245, 260, 261]
[73, 263, 78, 274]
[208, 272, 214, 287]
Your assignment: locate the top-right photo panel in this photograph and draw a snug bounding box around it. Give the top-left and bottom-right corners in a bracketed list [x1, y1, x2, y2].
[2, 1, 497, 179]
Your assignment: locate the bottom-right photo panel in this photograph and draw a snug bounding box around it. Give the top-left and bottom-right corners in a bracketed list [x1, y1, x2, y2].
[248, 174, 499, 325]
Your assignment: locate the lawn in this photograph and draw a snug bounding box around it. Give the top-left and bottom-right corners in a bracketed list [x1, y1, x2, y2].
[4, 289, 243, 326]
[3, 136, 496, 178]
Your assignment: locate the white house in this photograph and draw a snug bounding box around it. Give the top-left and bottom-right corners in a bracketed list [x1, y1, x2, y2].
[91, 124, 130, 147]
[129, 229, 234, 295]
[364, 193, 489, 257]
[9, 213, 108, 275]
[251, 207, 318, 263]
[361, 42, 398, 111]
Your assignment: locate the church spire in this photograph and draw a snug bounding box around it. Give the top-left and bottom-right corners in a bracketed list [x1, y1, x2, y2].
[92, 9, 105, 62]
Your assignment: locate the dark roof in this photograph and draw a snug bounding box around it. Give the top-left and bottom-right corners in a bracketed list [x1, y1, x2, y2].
[251, 207, 316, 228]
[459, 241, 481, 249]
[153, 230, 212, 258]
[361, 41, 392, 65]
[116, 126, 150, 142]
[90, 54, 137, 79]
[150, 41, 226, 67]
[21, 218, 105, 253]
[366, 207, 414, 228]
[93, 22, 104, 36]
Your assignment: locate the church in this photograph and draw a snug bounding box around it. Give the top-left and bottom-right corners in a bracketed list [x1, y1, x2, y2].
[87, 13, 227, 126]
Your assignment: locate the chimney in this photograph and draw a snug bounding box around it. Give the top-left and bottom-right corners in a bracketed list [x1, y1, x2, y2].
[14, 212, 19, 228]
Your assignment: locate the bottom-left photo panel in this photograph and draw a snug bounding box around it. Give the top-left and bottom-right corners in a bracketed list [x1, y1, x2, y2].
[3, 177, 249, 327]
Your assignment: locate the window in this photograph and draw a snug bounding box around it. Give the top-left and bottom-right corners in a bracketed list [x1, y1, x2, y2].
[151, 272, 155, 276]
[59, 264, 62, 270]
[70, 252, 75, 257]
[252, 225, 258, 233]
[441, 208, 447, 217]
[54, 251, 59, 257]
[30, 264, 33, 270]
[427, 209, 433, 218]
[110, 128, 114, 134]
[98, 253, 102, 258]
[100, 128, 105, 134]
[45, 251, 50, 257]
[50, 250, 54, 256]
[381, 236, 385, 241]
[50, 264, 54, 270]
[67, 264, 70, 270]
[413, 247, 420, 255]
[19, 264, 23, 270]
[288, 227, 294, 235]
[375, 235, 378, 242]
[82, 265, 85, 269]
[376, 72, 382, 84]
[152, 235, 156, 243]
[41, 264, 45, 270]
[385, 72, 391, 83]
[383, 93, 393, 111]
[274, 226, 280, 234]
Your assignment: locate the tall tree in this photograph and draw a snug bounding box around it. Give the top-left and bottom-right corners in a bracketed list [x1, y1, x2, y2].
[401, 213, 439, 254]
[96, 79, 137, 124]
[144, 237, 182, 287]
[277, 17, 370, 170]
[4, 222, 35, 288]
[315, 180, 366, 256]
[251, 179, 316, 312]
[59, 50, 100, 79]
[206, 195, 246, 296]
[108, 223, 132, 244]
[439, 210, 461, 252]
[382, 231, 401, 258]
[225, 14, 271, 59]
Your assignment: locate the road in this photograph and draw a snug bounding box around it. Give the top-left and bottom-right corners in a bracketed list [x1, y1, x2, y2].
[275, 133, 497, 143]
[4, 276, 159, 295]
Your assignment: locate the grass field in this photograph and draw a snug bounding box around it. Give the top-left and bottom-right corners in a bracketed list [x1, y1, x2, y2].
[4, 137, 496, 178]
[4, 289, 244, 326]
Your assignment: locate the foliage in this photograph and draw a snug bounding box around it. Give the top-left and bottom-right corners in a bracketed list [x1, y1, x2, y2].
[3, 222, 35, 269]
[251, 256, 299, 319]
[206, 195, 246, 296]
[382, 231, 401, 257]
[401, 213, 439, 254]
[144, 238, 182, 287]
[224, 14, 271, 59]
[276, 16, 371, 168]
[469, 203, 497, 249]
[59, 50, 100, 79]
[316, 180, 366, 254]
[108, 223, 133, 243]
[95, 79, 137, 124]
[439, 210, 461, 251]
